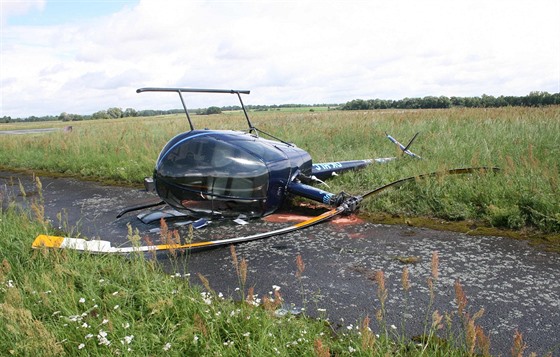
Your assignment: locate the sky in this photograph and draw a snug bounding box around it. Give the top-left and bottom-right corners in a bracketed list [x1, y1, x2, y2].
[1, 0, 559, 118]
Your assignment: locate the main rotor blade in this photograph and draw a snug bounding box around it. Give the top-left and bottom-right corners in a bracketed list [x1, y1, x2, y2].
[32, 205, 347, 254]
[359, 167, 500, 201]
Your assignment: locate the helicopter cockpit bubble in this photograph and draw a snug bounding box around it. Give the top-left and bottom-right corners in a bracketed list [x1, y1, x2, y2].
[154, 131, 270, 216]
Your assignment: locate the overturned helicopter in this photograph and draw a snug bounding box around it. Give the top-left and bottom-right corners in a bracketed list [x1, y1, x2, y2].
[140, 88, 420, 219]
[32, 88, 497, 253]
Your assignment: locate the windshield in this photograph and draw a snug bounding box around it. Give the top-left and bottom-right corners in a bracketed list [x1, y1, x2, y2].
[157, 134, 269, 199]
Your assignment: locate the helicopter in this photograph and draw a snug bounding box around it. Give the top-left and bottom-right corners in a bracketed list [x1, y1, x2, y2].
[31, 87, 497, 254]
[133, 87, 421, 219]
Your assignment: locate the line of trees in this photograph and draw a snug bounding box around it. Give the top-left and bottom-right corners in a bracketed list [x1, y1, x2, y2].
[340, 91, 560, 110]
[2, 91, 558, 123]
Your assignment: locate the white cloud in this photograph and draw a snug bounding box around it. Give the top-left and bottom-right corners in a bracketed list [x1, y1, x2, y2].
[1, 0, 559, 118]
[1, 0, 46, 25]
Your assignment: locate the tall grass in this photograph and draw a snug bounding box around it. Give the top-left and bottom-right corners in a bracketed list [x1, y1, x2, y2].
[1, 107, 559, 233]
[3, 180, 551, 355]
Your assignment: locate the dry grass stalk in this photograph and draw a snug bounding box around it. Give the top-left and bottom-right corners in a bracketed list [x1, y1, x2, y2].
[194, 313, 208, 338]
[197, 273, 213, 293]
[374, 270, 387, 304]
[239, 258, 248, 287]
[431, 251, 439, 280]
[230, 244, 239, 276]
[476, 325, 491, 356]
[431, 310, 443, 330]
[159, 217, 180, 257]
[295, 254, 305, 278]
[466, 317, 476, 355]
[262, 290, 283, 312]
[314, 338, 330, 357]
[511, 330, 527, 357]
[245, 286, 255, 306]
[0, 259, 11, 283]
[401, 266, 410, 292]
[454, 280, 468, 315]
[360, 315, 376, 350]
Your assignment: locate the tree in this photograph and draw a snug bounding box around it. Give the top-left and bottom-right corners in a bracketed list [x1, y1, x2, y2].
[107, 107, 123, 119]
[123, 108, 137, 117]
[59, 112, 71, 121]
[92, 110, 110, 120]
[205, 106, 222, 115]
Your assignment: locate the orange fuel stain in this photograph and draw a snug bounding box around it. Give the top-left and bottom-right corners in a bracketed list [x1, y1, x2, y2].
[264, 213, 363, 226]
[331, 215, 364, 226]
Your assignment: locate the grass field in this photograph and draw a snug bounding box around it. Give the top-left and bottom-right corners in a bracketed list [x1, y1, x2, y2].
[1, 107, 555, 355]
[1, 106, 559, 239]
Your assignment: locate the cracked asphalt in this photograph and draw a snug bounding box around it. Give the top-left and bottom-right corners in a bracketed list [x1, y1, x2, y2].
[1, 171, 558, 356]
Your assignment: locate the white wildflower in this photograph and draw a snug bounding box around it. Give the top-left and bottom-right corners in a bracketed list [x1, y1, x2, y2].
[349, 346, 356, 353]
[78, 343, 85, 350]
[272, 285, 281, 291]
[390, 324, 397, 330]
[242, 332, 251, 337]
[114, 305, 120, 310]
[122, 322, 130, 329]
[97, 330, 111, 346]
[163, 342, 171, 351]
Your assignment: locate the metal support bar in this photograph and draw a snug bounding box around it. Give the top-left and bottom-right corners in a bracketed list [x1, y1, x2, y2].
[177, 91, 194, 131]
[136, 88, 250, 95]
[236, 92, 255, 134]
[136, 87, 252, 132]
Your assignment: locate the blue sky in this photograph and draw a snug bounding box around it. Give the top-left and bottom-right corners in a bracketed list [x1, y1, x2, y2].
[6, 1, 138, 26]
[1, 0, 559, 118]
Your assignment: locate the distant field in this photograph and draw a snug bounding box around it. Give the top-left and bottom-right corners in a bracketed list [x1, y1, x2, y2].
[1, 106, 559, 236]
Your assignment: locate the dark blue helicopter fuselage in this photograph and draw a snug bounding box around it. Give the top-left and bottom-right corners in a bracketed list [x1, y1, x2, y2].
[154, 129, 313, 217]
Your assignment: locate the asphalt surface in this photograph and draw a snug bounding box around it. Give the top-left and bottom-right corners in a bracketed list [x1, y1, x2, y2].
[1, 170, 558, 356]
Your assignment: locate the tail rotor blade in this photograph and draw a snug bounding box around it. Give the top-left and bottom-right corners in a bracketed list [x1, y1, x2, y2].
[386, 133, 422, 159]
[404, 132, 419, 151]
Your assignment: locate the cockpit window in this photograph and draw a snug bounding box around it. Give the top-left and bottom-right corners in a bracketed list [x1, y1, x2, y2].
[157, 135, 269, 200]
[234, 139, 286, 162]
